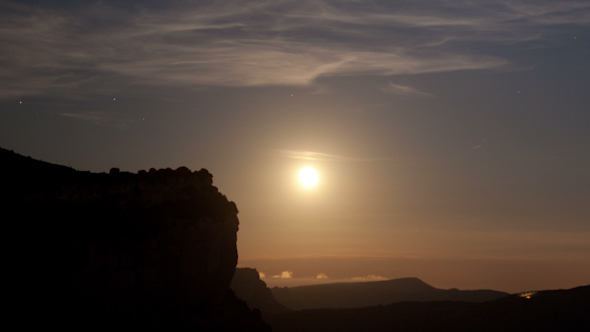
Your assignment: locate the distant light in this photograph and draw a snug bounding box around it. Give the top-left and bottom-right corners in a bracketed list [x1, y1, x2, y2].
[519, 291, 537, 299]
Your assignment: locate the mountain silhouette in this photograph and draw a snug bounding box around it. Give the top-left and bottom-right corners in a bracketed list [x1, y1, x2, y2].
[266, 285, 590, 332]
[271, 277, 509, 310]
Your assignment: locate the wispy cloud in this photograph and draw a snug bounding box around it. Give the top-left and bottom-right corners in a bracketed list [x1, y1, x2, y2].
[1, 0, 588, 98]
[59, 112, 105, 122]
[381, 83, 434, 98]
[58, 111, 135, 129]
[272, 149, 378, 162]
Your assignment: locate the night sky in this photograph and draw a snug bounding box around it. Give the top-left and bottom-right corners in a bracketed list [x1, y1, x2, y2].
[1, 0, 589, 293]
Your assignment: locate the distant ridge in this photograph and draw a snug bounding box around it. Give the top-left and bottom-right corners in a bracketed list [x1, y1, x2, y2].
[280, 277, 436, 292]
[266, 285, 590, 332]
[271, 277, 509, 310]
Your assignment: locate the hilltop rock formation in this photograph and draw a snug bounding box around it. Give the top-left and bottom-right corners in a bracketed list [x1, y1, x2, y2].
[2, 148, 269, 331]
[231, 267, 291, 316]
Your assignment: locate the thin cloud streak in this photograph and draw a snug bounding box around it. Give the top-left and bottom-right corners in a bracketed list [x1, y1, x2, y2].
[271, 149, 379, 162]
[1, 0, 589, 98]
[381, 83, 434, 98]
[59, 112, 135, 129]
[59, 112, 105, 122]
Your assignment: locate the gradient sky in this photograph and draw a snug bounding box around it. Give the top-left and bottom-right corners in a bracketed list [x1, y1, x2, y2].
[1, 0, 589, 293]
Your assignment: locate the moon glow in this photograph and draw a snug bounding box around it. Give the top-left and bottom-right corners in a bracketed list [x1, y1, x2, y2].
[299, 167, 319, 187]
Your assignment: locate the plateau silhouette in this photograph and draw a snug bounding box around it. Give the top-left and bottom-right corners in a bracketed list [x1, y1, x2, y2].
[271, 277, 508, 310]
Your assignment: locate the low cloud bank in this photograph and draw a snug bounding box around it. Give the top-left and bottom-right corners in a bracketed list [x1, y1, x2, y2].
[259, 273, 389, 287]
[261, 270, 294, 279]
[351, 275, 388, 281]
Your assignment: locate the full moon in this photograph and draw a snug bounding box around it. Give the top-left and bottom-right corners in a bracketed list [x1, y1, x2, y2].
[299, 167, 319, 187]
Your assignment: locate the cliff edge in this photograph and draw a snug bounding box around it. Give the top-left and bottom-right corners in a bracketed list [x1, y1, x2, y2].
[231, 267, 292, 316]
[2, 148, 269, 331]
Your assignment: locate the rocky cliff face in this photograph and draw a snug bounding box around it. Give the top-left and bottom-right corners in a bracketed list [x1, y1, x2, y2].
[2, 148, 269, 331]
[231, 268, 291, 316]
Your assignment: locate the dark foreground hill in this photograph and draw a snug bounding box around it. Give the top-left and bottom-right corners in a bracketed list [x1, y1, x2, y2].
[272, 277, 508, 310]
[266, 285, 590, 332]
[2, 148, 269, 332]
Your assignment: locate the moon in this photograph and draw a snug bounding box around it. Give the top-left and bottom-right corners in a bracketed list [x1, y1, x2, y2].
[299, 167, 319, 187]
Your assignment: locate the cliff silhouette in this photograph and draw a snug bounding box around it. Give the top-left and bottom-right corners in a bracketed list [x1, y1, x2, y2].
[271, 277, 509, 310]
[231, 267, 291, 316]
[2, 148, 269, 331]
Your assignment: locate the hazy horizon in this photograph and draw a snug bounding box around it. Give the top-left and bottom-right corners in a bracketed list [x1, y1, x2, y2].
[1, 0, 589, 293]
[239, 255, 588, 293]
